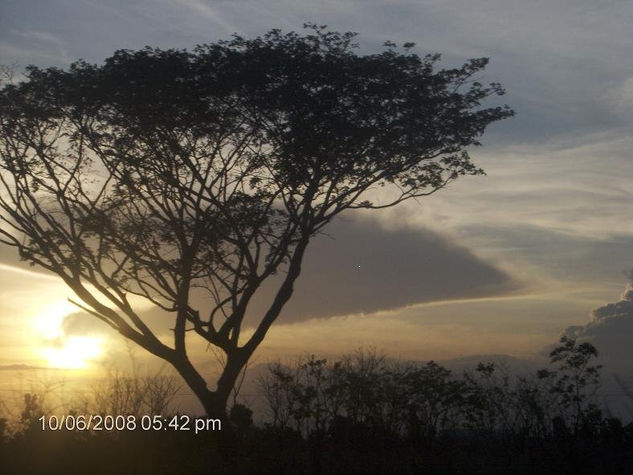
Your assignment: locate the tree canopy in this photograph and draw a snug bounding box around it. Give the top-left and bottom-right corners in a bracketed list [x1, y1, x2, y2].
[0, 25, 513, 423]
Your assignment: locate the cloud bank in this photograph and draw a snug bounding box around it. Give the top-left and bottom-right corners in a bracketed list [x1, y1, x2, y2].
[245, 216, 518, 324]
[562, 280, 633, 372]
[61, 216, 518, 334]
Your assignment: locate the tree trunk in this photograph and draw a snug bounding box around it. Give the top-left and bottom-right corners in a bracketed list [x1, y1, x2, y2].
[171, 353, 244, 454]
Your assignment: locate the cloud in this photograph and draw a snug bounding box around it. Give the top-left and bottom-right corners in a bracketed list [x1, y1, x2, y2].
[244, 215, 518, 324]
[455, 225, 633, 286]
[3, 0, 631, 141]
[51, 214, 517, 336]
[53, 216, 518, 334]
[40, 216, 518, 359]
[561, 281, 633, 372]
[607, 76, 633, 121]
[376, 133, 633, 259]
[170, 0, 242, 35]
[0, 363, 47, 371]
[62, 310, 110, 336]
[0, 241, 40, 273]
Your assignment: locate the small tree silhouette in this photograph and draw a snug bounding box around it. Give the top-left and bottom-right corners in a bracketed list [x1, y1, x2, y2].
[537, 336, 602, 435]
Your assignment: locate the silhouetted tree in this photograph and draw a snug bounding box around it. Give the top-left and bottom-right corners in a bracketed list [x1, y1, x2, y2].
[0, 24, 513, 425]
[404, 361, 464, 439]
[538, 336, 602, 435]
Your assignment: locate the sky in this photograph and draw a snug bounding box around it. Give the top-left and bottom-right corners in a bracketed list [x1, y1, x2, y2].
[0, 0, 632, 382]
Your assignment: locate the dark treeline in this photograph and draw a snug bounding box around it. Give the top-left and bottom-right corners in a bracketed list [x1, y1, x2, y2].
[1, 337, 632, 474]
[254, 338, 631, 474]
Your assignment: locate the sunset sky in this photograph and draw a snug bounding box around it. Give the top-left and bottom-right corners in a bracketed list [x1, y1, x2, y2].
[0, 0, 632, 380]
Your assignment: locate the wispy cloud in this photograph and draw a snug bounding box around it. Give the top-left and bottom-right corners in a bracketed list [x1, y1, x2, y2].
[0, 263, 58, 281]
[378, 132, 633, 242]
[171, 0, 243, 35]
[12, 29, 72, 64]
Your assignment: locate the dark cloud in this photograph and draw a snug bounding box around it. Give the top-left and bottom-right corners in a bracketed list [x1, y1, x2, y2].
[60, 217, 517, 333]
[561, 282, 633, 372]
[0, 244, 26, 269]
[245, 216, 518, 324]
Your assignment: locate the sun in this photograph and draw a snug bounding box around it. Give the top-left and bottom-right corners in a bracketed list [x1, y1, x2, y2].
[35, 301, 104, 369]
[41, 336, 103, 369]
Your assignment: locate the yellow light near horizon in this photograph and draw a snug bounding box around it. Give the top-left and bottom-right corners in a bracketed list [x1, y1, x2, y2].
[41, 336, 103, 369]
[34, 301, 104, 369]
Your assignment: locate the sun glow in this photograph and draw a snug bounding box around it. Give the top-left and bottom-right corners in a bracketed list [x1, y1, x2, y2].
[35, 301, 104, 369]
[35, 301, 75, 339]
[41, 336, 103, 369]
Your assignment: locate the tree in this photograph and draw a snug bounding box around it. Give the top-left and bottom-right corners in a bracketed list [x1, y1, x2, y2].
[400, 361, 463, 439]
[0, 25, 513, 426]
[537, 336, 602, 435]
